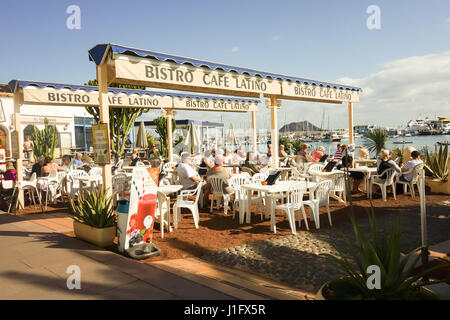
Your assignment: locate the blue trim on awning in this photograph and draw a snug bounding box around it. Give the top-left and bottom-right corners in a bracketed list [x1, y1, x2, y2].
[135, 119, 224, 128]
[7, 80, 260, 103]
[88, 43, 361, 92]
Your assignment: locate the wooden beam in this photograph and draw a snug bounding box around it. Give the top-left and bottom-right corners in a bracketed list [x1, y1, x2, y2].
[251, 111, 257, 156]
[13, 92, 24, 207]
[165, 109, 174, 162]
[348, 102, 354, 145]
[269, 95, 279, 168]
[97, 64, 112, 197]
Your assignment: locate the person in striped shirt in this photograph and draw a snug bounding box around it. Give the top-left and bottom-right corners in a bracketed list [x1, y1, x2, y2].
[333, 144, 343, 162]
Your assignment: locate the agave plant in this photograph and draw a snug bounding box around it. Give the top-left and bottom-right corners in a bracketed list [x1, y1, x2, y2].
[423, 144, 449, 182]
[321, 205, 450, 300]
[364, 129, 388, 156]
[71, 188, 116, 228]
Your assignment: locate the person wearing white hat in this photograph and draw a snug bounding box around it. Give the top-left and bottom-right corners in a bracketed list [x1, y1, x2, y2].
[202, 154, 234, 208]
[177, 152, 202, 190]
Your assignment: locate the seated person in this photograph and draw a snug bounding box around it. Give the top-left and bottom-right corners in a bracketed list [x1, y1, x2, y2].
[399, 151, 423, 182]
[41, 157, 66, 177]
[130, 148, 140, 166]
[333, 144, 343, 163]
[236, 146, 246, 159]
[297, 144, 315, 162]
[203, 154, 234, 207]
[339, 146, 364, 192]
[198, 150, 214, 176]
[312, 146, 325, 162]
[243, 152, 260, 174]
[223, 148, 233, 164]
[177, 152, 203, 190]
[279, 145, 289, 160]
[3, 162, 17, 182]
[59, 155, 72, 169]
[31, 156, 45, 178]
[73, 152, 87, 169]
[148, 146, 160, 158]
[358, 148, 370, 160]
[375, 149, 401, 181]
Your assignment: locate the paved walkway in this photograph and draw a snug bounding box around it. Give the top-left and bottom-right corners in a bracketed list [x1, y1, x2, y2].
[0, 212, 311, 300]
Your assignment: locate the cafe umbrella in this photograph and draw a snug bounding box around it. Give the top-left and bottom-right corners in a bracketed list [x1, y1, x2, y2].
[135, 121, 148, 149]
[183, 122, 201, 154]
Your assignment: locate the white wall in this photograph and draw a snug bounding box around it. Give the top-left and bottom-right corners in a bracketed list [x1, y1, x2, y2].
[0, 96, 93, 157]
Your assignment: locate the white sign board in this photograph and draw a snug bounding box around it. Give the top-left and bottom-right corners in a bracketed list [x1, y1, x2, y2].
[113, 54, 281, 96]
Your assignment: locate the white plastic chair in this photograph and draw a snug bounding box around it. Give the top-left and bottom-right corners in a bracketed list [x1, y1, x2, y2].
[66, 170, 89, 198]
[156, 191, 171, 238]
[330, 172, 347, 204]
[395, 163, 424, 198]
[302, 179, 333, 229]
[112, 173, 128, 207]
[173, 181, 205, 229]
[229, 174, 263, 224]
[89, 167, 103, 176]
[369, 168, 398, 201]
[8, 173, 42, 214]
[162, 161, 178, 182]
[208, 176, 232, 215]
[275, 182, 309, 234]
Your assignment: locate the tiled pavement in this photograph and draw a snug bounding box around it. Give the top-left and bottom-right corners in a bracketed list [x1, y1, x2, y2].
[0, 212, 312, 300]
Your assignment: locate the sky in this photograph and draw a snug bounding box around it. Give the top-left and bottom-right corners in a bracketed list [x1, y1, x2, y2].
[1, 0, 449, 130]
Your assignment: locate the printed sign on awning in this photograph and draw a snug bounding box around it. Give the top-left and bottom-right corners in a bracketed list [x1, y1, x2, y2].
[21, 87, 172, 108]
[173, 97, 258, 112]
[113, 54, 281, 97]
[281, 82, 359, 103]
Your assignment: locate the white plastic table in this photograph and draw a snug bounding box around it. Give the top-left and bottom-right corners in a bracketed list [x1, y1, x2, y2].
[156, 184, 183, 233]
[241, 180, 318, 233]
[340, 166, 378, 196]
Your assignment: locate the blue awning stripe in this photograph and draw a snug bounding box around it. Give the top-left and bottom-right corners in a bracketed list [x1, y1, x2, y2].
[8, 80, 260, 103]
[88, 43, 361, 92]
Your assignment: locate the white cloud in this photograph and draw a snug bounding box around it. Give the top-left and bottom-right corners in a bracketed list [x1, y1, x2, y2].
[271, 34, 281, 41]
[447, 17, 450, 23]
[335, 51, 450, 127]
[231, 46, 240, 53]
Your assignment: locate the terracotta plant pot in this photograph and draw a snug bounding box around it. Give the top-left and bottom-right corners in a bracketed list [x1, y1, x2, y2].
[73, 220, 116, 248]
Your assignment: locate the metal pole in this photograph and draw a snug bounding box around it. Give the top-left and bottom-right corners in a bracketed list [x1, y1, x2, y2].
[419, 169, 429, 281]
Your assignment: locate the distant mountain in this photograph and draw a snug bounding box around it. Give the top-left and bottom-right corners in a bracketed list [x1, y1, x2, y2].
[279, 121, 321, 133]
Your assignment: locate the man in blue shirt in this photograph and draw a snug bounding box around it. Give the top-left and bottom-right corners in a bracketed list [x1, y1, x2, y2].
[73, 152, 87, 169]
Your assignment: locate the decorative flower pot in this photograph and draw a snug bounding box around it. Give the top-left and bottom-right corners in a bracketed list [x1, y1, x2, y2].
[425, 177, 450, 195]
[73, 220, 116, 248]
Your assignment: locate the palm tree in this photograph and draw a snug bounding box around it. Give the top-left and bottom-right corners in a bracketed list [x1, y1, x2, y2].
[365, 129, 388, 156]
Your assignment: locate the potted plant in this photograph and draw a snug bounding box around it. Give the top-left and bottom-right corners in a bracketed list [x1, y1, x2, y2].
[71, 188, 117, 247]
[317, 207, 449, 300]
[424, 144, 449, 194]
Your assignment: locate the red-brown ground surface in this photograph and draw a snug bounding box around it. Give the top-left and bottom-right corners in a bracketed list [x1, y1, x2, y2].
[9, 187, 450, 262]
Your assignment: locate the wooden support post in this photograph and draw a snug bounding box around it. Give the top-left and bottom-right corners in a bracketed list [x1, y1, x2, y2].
[251, 110, 257, 156]
[97, 64, 112, 197]
[348, 102, 354, 145]
[165, 109, 174, 162]
[13, 92, 24, 208]
[269, 96, 279, 168]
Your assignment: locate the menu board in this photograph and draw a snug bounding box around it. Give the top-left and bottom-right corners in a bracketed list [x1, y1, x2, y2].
[92, 123, 110, 165]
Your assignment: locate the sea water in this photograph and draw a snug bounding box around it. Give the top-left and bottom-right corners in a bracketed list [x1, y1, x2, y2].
[241, 134, 450, 156]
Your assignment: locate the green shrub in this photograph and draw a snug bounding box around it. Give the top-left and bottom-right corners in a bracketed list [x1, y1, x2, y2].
[71, 188, 116, 228]
[423, 144, 449, 182]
